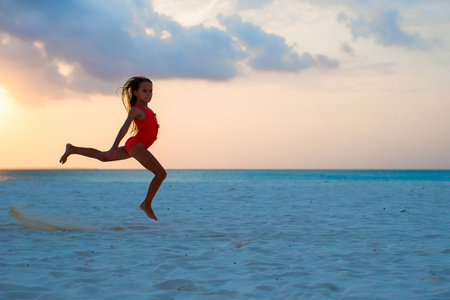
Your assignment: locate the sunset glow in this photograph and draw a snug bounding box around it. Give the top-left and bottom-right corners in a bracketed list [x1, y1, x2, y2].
[0, 0, 449, 169]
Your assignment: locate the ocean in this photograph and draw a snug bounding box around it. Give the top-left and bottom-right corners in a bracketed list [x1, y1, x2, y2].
[1, 169, 449, 299]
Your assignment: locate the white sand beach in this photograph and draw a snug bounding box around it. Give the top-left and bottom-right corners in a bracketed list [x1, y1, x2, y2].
[0, 170, 449, 299]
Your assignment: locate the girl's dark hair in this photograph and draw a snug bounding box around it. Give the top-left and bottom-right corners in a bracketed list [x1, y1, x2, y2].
[121, 76, 152, 110]
[120, 76, 152, 134]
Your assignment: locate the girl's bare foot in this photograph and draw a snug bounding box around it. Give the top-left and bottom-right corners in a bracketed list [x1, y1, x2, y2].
[140, 203, 158, 221]
[59, 143, 74, 164]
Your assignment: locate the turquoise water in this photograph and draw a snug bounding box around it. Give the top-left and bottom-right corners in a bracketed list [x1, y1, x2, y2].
[1, 169, 449, 183]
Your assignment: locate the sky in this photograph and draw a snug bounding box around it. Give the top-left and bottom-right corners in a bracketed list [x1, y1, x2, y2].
[0, 0, 449, 170]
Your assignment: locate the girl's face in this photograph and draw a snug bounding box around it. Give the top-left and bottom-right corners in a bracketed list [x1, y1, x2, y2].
[133, 81, 153, 103]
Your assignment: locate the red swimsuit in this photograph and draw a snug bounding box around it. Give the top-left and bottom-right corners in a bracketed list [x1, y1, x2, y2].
[125, 105, 159, 153]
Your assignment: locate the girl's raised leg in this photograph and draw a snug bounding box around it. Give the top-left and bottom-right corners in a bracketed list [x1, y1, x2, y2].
[129, 144, 167, 221]
[59, 143, 130, 164]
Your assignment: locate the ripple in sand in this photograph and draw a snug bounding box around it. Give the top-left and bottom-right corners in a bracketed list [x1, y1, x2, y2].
[233, 240, 253, 248]
[8, 206, 90, 231]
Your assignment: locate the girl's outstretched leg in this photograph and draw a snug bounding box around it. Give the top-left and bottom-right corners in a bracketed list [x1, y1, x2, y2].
[60, 143, 130, 164]
[129, 144, 167, 221]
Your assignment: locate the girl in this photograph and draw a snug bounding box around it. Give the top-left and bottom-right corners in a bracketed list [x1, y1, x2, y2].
[59, 76, 166, 221]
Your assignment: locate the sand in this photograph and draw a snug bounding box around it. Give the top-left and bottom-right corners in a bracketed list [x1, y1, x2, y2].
[0, 170, 449, 299]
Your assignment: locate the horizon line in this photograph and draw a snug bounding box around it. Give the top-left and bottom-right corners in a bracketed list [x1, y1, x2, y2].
[1, 168, 449, 171]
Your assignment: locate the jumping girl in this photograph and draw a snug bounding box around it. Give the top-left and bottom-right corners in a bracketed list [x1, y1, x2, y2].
[59, 76, 166, 221]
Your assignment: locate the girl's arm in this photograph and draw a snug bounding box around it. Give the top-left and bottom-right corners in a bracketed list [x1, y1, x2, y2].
[106, 108, 139, 159]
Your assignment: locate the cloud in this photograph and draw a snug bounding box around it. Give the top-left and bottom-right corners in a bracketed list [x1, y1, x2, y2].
[218, 14, 338, 72]
[0, 31, 115, 103]
[0, 0, 338, 103]
[0, 0, 248, 103]
[339, 9, 438, 50]
[315, 55, 339, 68]
[236, 0, 273, 10]
[341, 42, 354, 55]
[0, 0, 246, 81]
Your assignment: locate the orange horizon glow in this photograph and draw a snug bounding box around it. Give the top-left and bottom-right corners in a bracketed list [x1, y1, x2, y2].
[1, 1, 450, 170]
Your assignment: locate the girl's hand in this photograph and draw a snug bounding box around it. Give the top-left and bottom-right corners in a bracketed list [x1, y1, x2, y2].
[106, 147, 118, 160]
